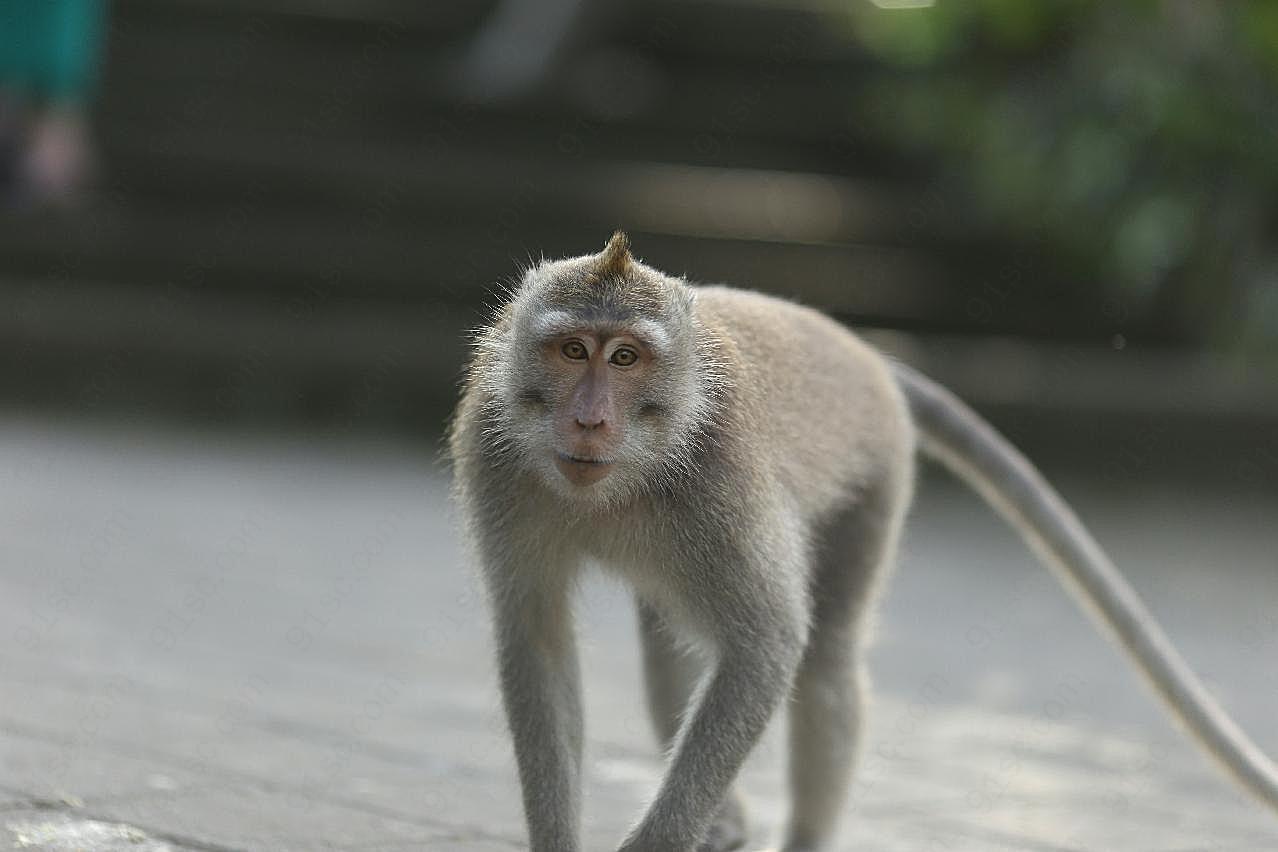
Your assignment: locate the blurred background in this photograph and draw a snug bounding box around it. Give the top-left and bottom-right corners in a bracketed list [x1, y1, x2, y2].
[2, 2, 1278, 850]
[1, 0, 1275, 477]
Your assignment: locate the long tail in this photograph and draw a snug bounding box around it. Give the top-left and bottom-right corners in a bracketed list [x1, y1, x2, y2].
[891, 360, 1278, 812]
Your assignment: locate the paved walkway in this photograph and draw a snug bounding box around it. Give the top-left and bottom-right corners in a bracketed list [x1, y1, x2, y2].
[2, 417, 1276, 850]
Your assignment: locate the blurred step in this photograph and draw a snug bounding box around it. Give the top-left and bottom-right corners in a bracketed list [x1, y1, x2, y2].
[6, 275, 1276, 432]
[0, 212, 941, 310]
[103, 0, 896, 171]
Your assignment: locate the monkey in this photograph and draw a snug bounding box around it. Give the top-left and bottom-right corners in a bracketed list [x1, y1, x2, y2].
[447, 232, 1278, 852]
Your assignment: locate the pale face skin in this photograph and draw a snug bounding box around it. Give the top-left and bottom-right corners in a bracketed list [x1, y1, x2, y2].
[542, 329, 651, 487]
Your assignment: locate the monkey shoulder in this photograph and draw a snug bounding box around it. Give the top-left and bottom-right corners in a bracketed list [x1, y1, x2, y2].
[692, 285, 877, 362]
[691, 285, 913, 506]
[691, 285, 903, 414]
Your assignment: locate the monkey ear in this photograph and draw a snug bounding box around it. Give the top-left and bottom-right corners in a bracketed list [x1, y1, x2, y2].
[597, 230, 633, 277]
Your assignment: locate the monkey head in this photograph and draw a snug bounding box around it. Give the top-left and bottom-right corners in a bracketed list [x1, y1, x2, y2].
[484, 232, 720, 501]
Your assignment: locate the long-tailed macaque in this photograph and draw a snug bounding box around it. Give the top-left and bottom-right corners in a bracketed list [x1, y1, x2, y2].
[448, 233, 1278, 852]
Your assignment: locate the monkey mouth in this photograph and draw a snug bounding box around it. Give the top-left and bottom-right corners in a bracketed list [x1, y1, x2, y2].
[556, 452, 614, 466]
[554, 451, 616, 486]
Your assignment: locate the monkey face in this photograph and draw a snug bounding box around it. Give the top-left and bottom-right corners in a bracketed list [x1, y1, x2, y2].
[542, 327, 656, 487]
[477, 234, 719, 504]
[502, 307, 688, 498]
[492, 274, 708, 502]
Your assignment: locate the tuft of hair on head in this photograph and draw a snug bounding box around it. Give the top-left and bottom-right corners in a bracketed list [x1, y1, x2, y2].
[596, 230, 633, 278]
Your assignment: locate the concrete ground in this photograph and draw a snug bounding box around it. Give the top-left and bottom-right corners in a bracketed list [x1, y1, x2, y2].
[1, 415, 1276, 851]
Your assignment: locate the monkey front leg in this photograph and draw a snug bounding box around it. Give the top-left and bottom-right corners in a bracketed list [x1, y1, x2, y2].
[491, 590, 584, 852]
[619, 605, 807, 852]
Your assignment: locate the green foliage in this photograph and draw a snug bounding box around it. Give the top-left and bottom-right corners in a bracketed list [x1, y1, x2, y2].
[843, 0, 1278, 354]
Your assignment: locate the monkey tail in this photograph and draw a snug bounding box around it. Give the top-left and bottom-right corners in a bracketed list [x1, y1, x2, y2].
[891, 360, 1278, 814]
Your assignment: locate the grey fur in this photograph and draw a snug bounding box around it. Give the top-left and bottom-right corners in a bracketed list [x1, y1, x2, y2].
[448, 237, 1277, 852]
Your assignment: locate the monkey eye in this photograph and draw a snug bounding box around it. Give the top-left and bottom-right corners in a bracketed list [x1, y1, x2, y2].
[610, 347, 639, 367]
[561, 340, 589, 360]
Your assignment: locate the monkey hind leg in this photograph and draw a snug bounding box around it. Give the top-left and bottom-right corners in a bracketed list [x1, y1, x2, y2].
[784, 619, 867, 852]
[783, 482, 908, 852]
[637, 600, 749, 852]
